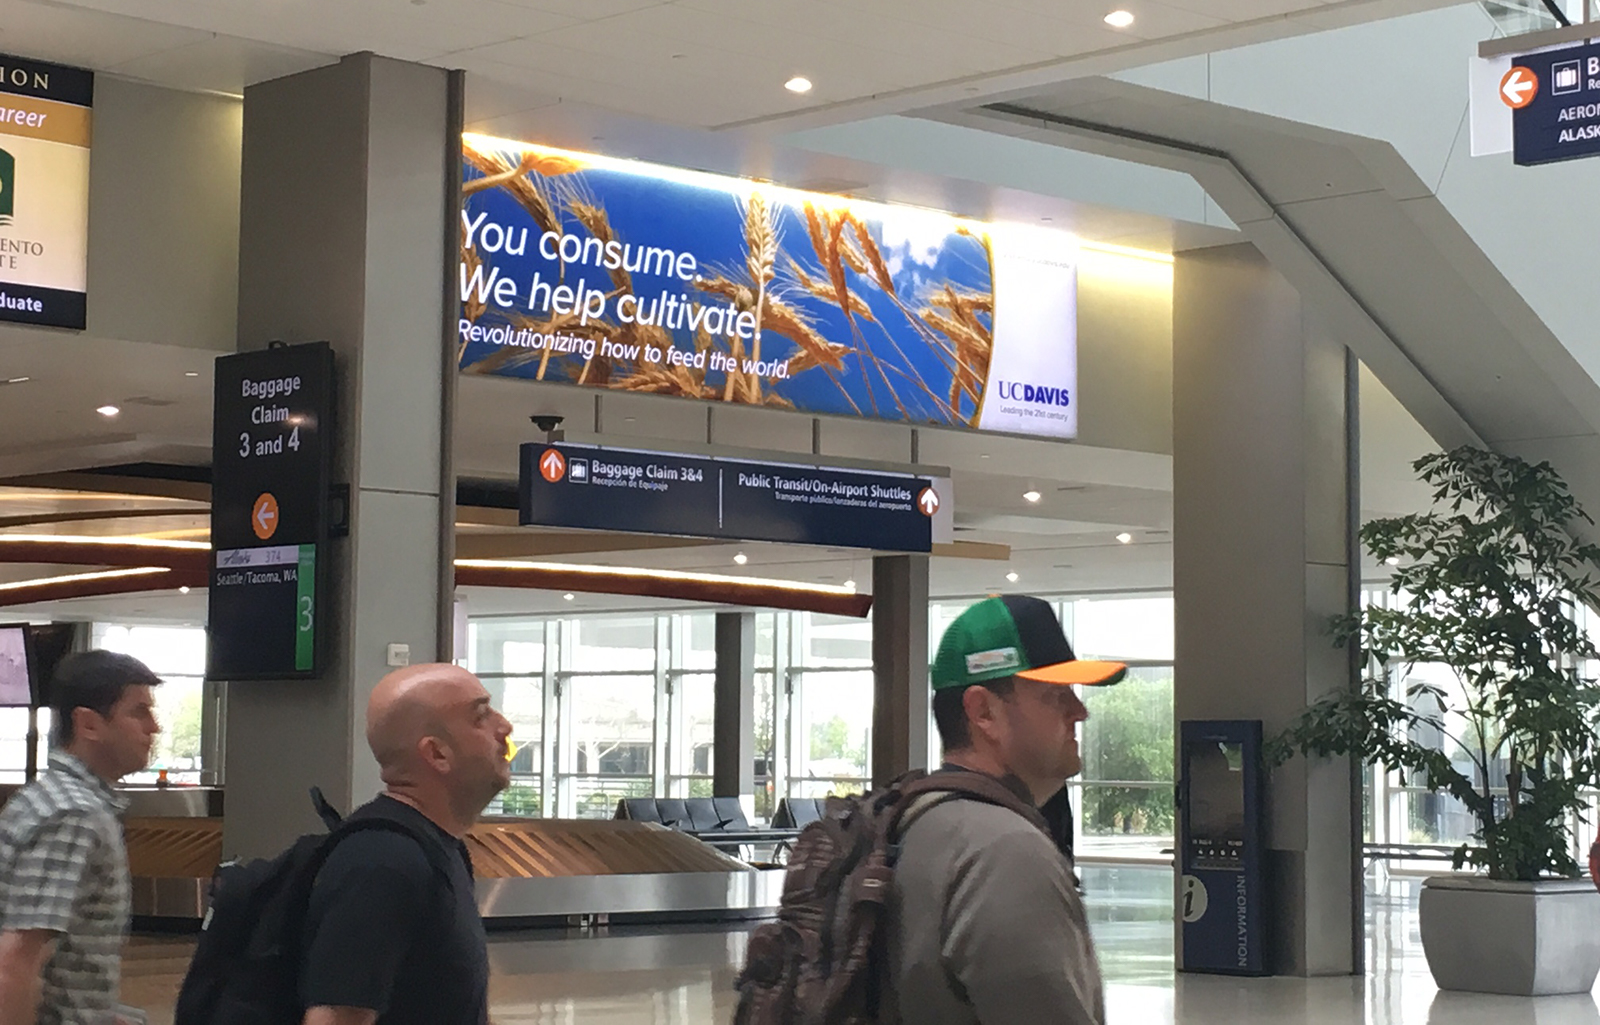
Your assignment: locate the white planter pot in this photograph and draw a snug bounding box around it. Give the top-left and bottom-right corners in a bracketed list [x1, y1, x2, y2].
[1420, 875, 1600, 996]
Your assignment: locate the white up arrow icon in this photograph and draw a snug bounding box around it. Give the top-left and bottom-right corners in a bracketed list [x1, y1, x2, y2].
[917, 487, 941, 516]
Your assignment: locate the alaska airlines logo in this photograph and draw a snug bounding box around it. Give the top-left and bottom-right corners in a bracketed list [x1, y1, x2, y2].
[0, 147, 12, 226]
[996, 380, 1071, 407]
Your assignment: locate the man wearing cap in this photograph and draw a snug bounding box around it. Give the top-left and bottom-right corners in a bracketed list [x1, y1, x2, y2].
[886, 595, 1125, 1025]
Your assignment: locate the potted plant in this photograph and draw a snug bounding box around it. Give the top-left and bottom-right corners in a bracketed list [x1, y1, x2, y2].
[1270, 446, 1600, 996]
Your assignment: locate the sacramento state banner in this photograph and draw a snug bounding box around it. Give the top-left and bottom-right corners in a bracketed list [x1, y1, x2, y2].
[0, 53, 92, 330]
[458, 135, 1079, 438]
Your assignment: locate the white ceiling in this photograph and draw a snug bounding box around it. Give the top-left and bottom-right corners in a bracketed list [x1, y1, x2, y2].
[2, 0, 1454, 130]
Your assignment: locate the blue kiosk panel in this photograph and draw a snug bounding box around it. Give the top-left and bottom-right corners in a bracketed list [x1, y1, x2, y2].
[1178, 719, 1268, 976]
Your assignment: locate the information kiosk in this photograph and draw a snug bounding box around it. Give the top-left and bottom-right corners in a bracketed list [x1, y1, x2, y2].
[1178, 719, 1268, 975]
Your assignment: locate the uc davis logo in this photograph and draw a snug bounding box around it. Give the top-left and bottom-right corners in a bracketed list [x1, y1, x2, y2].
[996, 380, 1071, 407]
[0, 147, 13, 226]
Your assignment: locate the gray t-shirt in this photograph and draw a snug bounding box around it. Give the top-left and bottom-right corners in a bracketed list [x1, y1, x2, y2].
[885, 797, 1104, 1025]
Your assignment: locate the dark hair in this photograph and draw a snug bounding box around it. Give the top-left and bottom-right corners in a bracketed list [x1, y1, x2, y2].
[50, 650, 160, 745]
[932, 676, 1016, 753]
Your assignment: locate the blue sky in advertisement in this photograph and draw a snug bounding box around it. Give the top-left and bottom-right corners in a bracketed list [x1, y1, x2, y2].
[458, 136, 1011, 428]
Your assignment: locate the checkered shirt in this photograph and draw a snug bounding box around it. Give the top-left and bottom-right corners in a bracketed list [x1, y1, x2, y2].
[0, 751, 131, 1025]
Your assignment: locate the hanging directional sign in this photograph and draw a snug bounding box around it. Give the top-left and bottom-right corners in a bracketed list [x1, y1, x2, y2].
[208, 342, 334, 680]
[1510, 41, 1600, 166]
[520, 442, 936, 552]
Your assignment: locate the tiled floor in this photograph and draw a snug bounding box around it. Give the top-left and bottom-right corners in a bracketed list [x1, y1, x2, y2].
[118, 867, 1600, 1024]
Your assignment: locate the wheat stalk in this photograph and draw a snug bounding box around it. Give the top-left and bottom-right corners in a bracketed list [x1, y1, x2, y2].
[731, 192, 778, 403]
[462, 143, 560, 236]
[788, 259, 876, 322]
[843, 211, 895, 296]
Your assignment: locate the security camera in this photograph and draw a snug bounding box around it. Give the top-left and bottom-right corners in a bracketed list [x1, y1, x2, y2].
[529, 415, 565, 433]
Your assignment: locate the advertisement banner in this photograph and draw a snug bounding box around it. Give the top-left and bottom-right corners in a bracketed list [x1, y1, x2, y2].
[458, 135, 1080, 438]
[0, 53, 92, 330]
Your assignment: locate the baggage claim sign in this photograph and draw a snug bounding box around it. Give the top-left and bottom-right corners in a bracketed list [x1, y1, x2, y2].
[0, 54, 92, 329]
[457, 135, 1082, 439]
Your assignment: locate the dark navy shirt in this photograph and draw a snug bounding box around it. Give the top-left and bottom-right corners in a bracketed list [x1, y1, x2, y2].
[299, 796, 488, 1025]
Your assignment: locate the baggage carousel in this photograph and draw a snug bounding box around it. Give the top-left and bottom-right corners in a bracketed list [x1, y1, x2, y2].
[118, 789, 787, 930]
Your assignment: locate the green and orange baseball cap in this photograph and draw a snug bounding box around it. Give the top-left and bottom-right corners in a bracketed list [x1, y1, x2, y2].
[932, 595, 1127, 690]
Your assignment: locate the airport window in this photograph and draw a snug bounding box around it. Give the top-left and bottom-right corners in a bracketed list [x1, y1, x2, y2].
[1064, 594, 1175, 858]
[0, 707, 43, 782]
[93, 624, 210, 786]
[562, 672, 656, 818]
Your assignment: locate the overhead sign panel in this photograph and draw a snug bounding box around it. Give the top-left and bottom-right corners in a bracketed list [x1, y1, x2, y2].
[459, 136, 1081, 438]
[0, 53, 92, 329]
[1510, 41, 1600, 166]
[207, 343, 333, 680]
[520, 442, 935, 553]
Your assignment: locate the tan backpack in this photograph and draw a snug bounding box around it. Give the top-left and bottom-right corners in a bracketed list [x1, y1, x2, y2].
[734, 769, 1047, 1025]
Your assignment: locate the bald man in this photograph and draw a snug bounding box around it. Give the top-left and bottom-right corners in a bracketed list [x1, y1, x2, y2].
[297, 664, 512, 1025]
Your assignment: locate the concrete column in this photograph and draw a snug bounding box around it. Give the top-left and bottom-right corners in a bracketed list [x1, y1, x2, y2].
[1172, 242, 1357, 976]
[871, 554, 930, 788]
[222, 54, 459, 859]
[713, 612, 756, 808]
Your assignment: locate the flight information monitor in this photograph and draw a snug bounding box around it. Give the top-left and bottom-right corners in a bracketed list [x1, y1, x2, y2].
[0, 625, 34, 707]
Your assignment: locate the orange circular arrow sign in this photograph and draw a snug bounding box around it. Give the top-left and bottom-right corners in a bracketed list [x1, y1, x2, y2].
[252, 492, 280, 541]
[1501, 66, 1539, 110]
[539, 448, 567, 483]
[917, 486, 941, 518]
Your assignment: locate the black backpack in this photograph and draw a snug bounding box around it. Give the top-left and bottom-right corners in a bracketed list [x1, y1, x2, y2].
[174, 789, 454, 1025]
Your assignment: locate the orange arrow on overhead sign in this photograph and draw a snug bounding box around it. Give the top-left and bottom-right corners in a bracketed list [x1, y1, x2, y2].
[1501, 66, 1539, 109]
[539, 448, 567, 483]
[917, 486, 941, 517]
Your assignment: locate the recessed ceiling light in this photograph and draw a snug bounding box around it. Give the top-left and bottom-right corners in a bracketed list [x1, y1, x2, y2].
[1385, 556, 1400, 566]
[96, 405, 120, 417]
[980, 453, 990, 460]
[1105, 9, 1135, 28]
[785, 76, 813, 94]
[184, 372, 199, 378]
[734, 552, 749, 565]
[4, 376, 28, 385]
[179, 586, 191, 594]
[1116, 532, 1133, 544]
[843, 579, 856, 591]
[563, 592, 575, 601]
[1023, 490, 1042, 503]
[1006, 572, 1019, 583]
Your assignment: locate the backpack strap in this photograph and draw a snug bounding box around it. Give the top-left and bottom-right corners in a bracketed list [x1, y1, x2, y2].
[892, 769, 1050, 839]
[320, 816, 460, 891]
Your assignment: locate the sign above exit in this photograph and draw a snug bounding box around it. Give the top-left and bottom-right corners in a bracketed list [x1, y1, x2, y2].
[1510, 40, 1600, 166]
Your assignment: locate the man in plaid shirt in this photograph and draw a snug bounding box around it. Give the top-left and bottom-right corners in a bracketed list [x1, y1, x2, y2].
[0, 651, 161, 1025]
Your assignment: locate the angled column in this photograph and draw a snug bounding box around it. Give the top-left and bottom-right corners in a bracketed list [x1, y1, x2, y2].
[871, 554, 930, 788]
[1173, 242, 1357, 977]
[222, 53, 459, 859]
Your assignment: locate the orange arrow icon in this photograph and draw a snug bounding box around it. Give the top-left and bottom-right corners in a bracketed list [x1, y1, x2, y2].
[539, 448, 566, 483]
[252, 493, 279, 540]
[918, 486, 941, 517]
[1501, 66, 1538, 109]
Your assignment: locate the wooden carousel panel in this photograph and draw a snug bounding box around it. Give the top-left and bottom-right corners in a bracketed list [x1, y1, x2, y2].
[121, 816, 745, 881]
[465, 819, 747, 879]
[124, 817, 224, 879]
